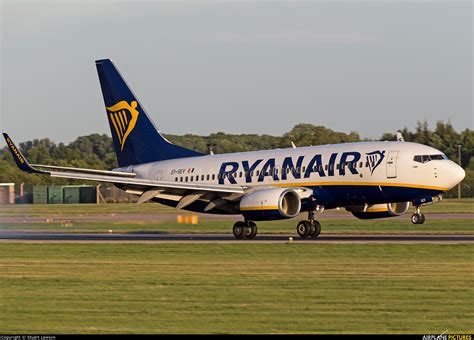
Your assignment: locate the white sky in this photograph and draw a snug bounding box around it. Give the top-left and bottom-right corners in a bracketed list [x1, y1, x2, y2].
[1, 0, 472, 145]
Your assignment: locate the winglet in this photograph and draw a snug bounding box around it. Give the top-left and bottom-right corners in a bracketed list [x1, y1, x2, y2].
[2, 133, 47, 174]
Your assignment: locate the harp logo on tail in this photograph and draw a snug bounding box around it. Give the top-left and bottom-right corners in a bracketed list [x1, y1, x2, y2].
[106, 100, 140, 151]
[366, 150, 385, 175]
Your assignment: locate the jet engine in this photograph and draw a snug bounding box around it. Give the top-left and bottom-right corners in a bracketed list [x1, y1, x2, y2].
[347, 202, 410, 219]
[239, 188, 301, 221]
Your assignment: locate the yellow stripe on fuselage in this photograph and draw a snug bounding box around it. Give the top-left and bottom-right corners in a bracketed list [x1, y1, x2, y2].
[272, 181, 448, 192]
[240, 205, 279, 211]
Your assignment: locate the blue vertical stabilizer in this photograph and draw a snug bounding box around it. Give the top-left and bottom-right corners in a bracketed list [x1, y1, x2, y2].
[96, 59, 203, 167]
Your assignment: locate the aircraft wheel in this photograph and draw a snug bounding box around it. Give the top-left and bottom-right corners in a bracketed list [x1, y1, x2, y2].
[419, 213, 425, 224]
[297, 220, 311, 238]
[411, 213, 421, 225]
[309, 220, 322, 238]
[245, 221, 258, 240]
[233, 221, 246, 239]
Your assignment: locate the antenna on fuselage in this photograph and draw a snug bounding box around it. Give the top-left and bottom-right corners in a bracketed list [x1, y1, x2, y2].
[207, 142, 215, 155]
[396, 131, 405, 142]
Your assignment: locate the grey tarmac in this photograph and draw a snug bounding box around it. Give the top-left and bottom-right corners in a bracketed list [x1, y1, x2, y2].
[0, 231, 473, 244]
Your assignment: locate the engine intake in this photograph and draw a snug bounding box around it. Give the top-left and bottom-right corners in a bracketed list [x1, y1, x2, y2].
[239, 188, 301, 221]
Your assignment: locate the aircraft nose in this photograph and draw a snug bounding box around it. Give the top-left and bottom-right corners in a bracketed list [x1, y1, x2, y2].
[449, 162, 465, 188]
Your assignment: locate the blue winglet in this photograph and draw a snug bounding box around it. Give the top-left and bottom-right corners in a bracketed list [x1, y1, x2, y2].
[2, 133, 47, 174]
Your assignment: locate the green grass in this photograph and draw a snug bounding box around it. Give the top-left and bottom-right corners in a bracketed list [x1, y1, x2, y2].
[0, 198, 472, 217]
[422, 198, 474, 213]
[0, 243, 472, 334]
[1, 218, 473, 235]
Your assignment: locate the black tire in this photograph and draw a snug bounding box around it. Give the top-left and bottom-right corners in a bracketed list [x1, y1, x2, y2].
[245, 221, 258, 240]
[411, 213, 420, 225]
[419, 213, 425, 224]
[297, 220, 311, 238]
[309, 220, 321, 238]
[233, 221, 246, 239]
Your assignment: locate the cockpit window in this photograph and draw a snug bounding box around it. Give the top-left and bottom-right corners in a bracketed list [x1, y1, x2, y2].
[413, 154, 447, 163]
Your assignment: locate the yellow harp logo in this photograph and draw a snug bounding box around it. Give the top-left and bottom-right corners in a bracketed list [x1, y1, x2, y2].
[106, 100, 139, 151]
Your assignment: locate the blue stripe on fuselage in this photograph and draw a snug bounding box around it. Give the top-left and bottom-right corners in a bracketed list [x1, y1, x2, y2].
[135, 184, 443, 214]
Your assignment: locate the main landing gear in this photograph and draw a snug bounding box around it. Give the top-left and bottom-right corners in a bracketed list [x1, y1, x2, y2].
[233, 220, 257, 240]
[296, 210, 322, 239]
[411, 206, 426, 225]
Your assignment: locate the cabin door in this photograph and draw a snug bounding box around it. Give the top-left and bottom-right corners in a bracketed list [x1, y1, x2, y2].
[386, 151, 399, 179]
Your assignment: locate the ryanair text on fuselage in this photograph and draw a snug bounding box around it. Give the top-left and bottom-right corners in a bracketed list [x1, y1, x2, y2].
[217, 150, 385, 184]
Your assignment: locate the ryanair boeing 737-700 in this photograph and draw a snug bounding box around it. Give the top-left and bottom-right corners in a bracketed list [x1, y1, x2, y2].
[3, 59, 465, 239]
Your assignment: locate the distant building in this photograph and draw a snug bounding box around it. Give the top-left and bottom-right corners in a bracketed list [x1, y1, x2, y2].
[0, 183, 15, 204]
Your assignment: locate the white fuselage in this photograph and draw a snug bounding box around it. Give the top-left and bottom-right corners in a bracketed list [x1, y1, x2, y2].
[121, 141, 464, 211]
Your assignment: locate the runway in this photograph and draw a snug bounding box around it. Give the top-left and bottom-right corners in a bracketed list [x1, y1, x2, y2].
[1, 231, 472, 244]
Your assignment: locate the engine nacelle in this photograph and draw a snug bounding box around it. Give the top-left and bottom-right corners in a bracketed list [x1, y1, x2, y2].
[347, 202, 410, 220]
[239, 188, 301, 221]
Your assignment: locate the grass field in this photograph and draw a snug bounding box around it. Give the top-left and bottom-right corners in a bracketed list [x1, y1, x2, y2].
[0, 198, 473, 217]
[0, 243, 473, 334]
[0, 199, 472, 235]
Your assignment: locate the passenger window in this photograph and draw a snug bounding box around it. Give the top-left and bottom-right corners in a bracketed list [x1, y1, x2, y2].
[336, 164, 340, 170]
[185, 176, 188, 182]
[325, 165, 328, 171]
[239, 171, 242, 178]
[206, 174, 210, 181]
[256, 170, 260, 176]
[175, 177, 178, 182]
[212, 174, 215, 180]
[180, 177, 183, 182]
[359, 162, 363, 168]
[302, 166, 306, 173]
[190, 176, 193, 182]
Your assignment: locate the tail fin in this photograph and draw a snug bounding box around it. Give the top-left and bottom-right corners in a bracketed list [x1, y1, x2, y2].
[95, 59, 203, 167]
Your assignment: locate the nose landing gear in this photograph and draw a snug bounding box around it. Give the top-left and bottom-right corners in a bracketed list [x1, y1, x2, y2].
[411, 206, 426, 225]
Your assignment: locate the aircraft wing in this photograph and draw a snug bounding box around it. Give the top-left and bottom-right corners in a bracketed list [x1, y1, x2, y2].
[2, 133, 245, 195]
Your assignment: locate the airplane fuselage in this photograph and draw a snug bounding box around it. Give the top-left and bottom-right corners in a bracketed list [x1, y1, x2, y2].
[122, 141, 462, 212]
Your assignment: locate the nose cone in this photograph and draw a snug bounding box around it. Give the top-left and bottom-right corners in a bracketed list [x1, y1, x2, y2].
[448, 162, 465, 189]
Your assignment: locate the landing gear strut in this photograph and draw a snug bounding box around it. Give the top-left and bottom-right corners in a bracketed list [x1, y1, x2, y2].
[411, 206, 426, 225]
[296, 210, 322, 238]
[233, 220, 257, 240]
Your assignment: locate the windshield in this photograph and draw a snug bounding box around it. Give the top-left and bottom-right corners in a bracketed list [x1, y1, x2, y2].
[413, 154, 448, 163]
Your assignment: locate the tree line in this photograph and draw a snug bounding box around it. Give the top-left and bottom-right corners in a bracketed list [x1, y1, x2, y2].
[1, 121, 472, 197]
